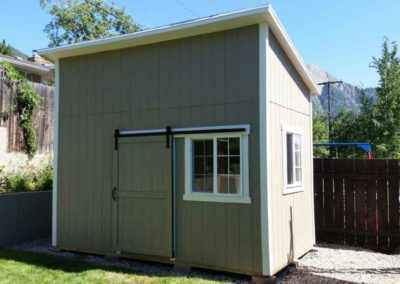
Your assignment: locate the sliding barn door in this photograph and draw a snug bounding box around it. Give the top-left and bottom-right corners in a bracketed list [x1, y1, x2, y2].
[115, 136, 172, 258]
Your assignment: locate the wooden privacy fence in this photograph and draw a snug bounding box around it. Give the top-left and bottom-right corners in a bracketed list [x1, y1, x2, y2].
[0, 76, 53, 153]
[314, 159, 400, 252]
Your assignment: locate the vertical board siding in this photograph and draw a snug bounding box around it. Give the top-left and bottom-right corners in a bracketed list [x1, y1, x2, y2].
[314, 159, 400, 252]
[58, 25, 262, 274]
[267, 30, 314, 274]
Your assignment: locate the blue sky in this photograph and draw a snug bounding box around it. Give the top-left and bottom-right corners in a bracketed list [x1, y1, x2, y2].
[0, 0, 399, 87]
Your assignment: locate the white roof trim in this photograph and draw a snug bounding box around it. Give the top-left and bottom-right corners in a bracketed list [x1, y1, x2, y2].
[37, 5, 319, 95]
[0, 55, 52, 75]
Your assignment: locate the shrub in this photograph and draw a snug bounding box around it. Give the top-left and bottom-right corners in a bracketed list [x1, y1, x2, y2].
[0, 154, 53, 193]
[36, 164, 53, 192]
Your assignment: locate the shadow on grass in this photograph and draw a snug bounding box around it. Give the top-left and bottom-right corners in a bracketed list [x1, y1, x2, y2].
[0, 248, 250, 283]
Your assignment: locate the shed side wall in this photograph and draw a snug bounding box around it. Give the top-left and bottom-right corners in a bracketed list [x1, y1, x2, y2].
[58, 25, 262, 275]
[267, 31, 314, 274]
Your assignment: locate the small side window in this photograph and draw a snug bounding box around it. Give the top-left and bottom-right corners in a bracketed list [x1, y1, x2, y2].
[283, 127, 303, 194]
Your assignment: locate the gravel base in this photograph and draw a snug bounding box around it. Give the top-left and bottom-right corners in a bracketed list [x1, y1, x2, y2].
[11, 239, 250, 283]
[281, 244, 400, 284]
[13, 240, 400, 283]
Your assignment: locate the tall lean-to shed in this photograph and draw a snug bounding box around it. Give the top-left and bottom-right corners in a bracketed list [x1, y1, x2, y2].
[38, 5, 319, 278]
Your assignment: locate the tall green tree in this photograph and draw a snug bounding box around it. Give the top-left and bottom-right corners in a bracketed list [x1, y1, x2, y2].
[42, 0, 140, 47]
[369, 39, 400, 158]
[313, 113, 329, 157]
[0, 40, 12, 56]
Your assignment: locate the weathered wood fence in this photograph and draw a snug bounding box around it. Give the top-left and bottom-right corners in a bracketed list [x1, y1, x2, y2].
[0, 75, 53, 153]
[314, 159, 400, 252]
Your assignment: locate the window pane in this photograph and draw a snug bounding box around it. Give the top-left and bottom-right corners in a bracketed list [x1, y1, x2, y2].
[228, 175, 240, 194]
[205, 157, 213, 174]
[205, 140, 213, 156]
[194, 157, 204, 174]
[218, 174, 229, 193]
[229, 137, 240, 156]
[295, 168, 302, 183]
[193, 175, 204, 192]
[218, 157, 228, 174]
[295, 151, 301, 168]
[192, 139, 213, 193]
[217, 138, 228, 155]
[193, 140, 204, 156]
[286, 133, 294, 185]
[294, 135, 301, 151]
[229, 157, 240, 175]
[204, 175, 213, 192]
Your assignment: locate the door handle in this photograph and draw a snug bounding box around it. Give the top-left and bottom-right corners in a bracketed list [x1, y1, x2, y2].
[112, 187, 118, 201]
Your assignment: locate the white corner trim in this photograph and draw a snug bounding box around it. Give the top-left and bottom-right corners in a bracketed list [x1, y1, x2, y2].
[309, 98, 316, 245]
[52, 59, 60, 247]
[259, 23, 272, 276]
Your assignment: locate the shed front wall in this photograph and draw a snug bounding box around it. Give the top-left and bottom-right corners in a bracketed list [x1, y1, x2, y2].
[267, 31, 315, 274]
[57, 25, 262, 275]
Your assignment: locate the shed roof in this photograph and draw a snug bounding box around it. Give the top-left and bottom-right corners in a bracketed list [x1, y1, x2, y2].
[37, 5, 319, 95]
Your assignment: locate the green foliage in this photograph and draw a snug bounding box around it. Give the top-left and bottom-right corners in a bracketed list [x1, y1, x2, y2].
[313, 38, 400, 159]
[313, 114, 329, 157]
[36, 164, 53, 191]
[0, 40, 12, 56]
[369, 39, 400, 158]
[42, 0, 140, 47]
[1, 164, 53, 193]
[0, 62, 41, 157]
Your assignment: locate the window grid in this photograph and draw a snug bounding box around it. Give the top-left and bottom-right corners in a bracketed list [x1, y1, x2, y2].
[191, 136, 241, 196]
[286, 132, 302, 186]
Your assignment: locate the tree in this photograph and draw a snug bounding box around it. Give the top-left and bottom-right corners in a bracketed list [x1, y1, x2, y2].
[369, 39, 400, 158]
[0, 40, 12, 56]
[313, 113, 329, 157]
[42, 0, 140, 47]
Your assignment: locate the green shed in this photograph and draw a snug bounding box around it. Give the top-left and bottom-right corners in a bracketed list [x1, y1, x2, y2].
[38, 5, 319, 278]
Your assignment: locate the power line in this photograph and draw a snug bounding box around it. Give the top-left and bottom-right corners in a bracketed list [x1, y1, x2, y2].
[174, 0, 198, 17]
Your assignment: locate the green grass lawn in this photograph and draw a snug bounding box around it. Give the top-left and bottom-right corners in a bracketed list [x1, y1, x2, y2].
[0, 249, 240, 284]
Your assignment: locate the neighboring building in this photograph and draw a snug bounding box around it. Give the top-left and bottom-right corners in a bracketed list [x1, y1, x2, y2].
[38, 5, 319, 278]
[0, 49, 54, 154]
[0, 53, 54, 84]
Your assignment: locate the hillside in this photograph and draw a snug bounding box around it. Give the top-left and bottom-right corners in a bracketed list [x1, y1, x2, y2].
[307, 64, 376, 116]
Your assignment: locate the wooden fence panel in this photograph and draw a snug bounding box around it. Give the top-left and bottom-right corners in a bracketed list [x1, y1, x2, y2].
[0, 76, 53, 154]
[314, 158, 400, 252]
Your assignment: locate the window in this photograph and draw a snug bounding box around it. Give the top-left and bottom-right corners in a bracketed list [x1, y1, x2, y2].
[183, 133, 250, 204]
[283, 127, 303, 194]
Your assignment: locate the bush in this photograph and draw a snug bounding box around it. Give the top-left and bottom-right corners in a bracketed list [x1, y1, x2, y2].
[0, 155, 53, 193]
[36, 164, 53, 192]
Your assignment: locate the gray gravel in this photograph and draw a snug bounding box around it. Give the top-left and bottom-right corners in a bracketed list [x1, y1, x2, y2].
[281, 244, 400, 284]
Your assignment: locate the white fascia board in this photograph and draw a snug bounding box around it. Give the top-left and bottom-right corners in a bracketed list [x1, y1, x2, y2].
[0, 55, 51, 75]
[37, 6, 269, 61]
[37, 5, 319, 96]
[265, 7, 319, 95]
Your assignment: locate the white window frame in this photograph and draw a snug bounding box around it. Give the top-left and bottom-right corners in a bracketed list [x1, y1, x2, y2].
[282, 125, 304, 194]
[179, 131, 251, 204]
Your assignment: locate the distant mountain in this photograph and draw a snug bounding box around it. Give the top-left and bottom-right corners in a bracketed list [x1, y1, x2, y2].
[307, 64, 376, 116]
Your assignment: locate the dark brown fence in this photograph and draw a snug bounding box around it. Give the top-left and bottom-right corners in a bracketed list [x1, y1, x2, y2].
[314, 159, 400, 252]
